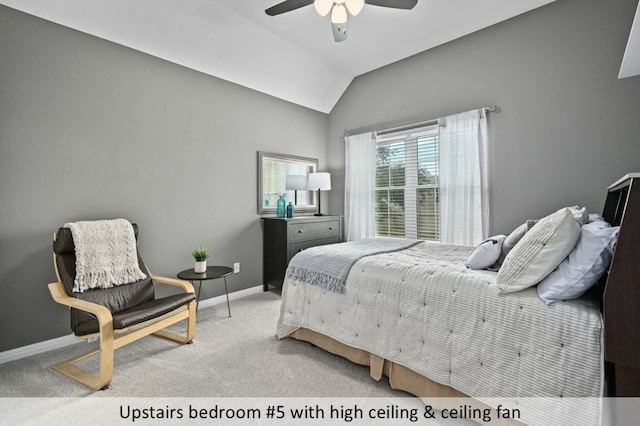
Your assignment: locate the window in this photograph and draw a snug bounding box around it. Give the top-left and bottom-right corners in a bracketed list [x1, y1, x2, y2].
[375, 125, 440, 240]
[346, 109, 487, 244]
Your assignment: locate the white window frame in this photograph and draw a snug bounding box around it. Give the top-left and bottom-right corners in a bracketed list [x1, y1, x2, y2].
[375, 124, 440, 241]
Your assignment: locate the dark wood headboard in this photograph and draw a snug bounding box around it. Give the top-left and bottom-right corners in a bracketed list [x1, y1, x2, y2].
[601, 173, 640, 396]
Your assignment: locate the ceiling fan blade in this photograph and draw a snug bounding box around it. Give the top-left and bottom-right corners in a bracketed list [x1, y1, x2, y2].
[365, 0, 418, 9]
[332, 21, 348, 42]
[265, 0, 314, 16]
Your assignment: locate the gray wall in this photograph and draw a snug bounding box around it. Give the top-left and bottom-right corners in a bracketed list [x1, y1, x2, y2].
[0, 6, 328, 352]
[3, 0, 640, 354]
[327, 0, 640, 235]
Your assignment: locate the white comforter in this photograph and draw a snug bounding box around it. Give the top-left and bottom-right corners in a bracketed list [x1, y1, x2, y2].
[278, 242, 603, 425]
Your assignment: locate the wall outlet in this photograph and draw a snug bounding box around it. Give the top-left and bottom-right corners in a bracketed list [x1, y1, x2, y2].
[233, 262, 240, 273]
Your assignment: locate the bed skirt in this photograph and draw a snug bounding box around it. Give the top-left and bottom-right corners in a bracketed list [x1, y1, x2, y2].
[290, 327, 466, 397]
[289, 327, 524, 425]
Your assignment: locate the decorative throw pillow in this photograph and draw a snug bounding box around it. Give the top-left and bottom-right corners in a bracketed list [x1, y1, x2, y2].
[497, 223, 528, 264]
[567, 206, 589, 225]
[496, 208, 581, 295]
[525, 219, 539, 230]
[537, 222, 619, 304]
[465, 235, 507, 270]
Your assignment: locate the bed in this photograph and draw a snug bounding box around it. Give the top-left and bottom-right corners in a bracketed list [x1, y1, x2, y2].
[276, 174, 640, 425]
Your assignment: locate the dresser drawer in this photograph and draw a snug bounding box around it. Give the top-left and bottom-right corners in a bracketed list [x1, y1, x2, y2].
[263, 215, 342, 290]
[289, 220, 341, 242]
[289, 237, 341, 261]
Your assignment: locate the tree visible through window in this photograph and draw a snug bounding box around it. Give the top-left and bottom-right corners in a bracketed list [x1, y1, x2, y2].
[375, 125, 440, 240]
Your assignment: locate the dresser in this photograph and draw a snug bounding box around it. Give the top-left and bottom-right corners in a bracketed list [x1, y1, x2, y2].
[262, 216, 342, 290]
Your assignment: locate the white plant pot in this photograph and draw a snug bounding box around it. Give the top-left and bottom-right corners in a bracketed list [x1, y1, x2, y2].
[194, 260, 207, 273]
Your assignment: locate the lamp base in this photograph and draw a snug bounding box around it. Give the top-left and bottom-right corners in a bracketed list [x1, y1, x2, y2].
[314, 213, 325, 216]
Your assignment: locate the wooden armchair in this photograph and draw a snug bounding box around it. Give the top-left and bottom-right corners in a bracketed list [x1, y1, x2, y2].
[48, 223, 196, 390]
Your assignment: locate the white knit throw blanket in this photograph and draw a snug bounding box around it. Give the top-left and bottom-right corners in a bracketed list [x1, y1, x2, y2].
[65, 219, 147, 293]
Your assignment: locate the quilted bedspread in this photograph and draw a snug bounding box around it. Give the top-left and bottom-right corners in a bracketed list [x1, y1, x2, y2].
[277, 241, 603, 425]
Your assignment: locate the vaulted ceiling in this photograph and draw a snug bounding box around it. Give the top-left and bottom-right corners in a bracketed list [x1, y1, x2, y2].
[0, 0, 587, 113]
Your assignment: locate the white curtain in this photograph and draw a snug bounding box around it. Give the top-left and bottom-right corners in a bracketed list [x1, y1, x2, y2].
[344, 131, 377, 241]
[438, 109, 489, 246]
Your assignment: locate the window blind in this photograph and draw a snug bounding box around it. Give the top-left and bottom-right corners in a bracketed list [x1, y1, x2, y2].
[375, 125, 440, 240]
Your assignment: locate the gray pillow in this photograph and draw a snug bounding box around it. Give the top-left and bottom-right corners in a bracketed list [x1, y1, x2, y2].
[496, 223, 528, 265]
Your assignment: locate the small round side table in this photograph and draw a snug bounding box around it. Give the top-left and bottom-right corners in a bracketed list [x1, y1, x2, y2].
[177, 265, 233, 317]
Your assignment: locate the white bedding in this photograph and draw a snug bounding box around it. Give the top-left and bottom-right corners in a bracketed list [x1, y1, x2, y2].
[277, 241, 603, 425]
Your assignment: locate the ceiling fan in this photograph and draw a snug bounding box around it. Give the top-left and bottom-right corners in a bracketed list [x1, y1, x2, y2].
[265, 0, 418, 42]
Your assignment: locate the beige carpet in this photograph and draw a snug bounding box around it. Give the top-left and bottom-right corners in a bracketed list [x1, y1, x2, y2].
[0, 291, 412, 398]
[2, 291, 487, 425]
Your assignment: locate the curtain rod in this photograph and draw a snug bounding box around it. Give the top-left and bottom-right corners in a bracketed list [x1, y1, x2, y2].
[340, 104, 499, 141]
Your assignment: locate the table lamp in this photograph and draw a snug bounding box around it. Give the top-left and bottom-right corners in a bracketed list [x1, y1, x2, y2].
[285, 175, 307, 205]
[307, 172, 331, 216]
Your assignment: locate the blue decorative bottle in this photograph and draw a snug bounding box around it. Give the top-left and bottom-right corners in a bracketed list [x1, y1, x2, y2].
[286, 202, 294, 218]
[277, 195, 286, 218]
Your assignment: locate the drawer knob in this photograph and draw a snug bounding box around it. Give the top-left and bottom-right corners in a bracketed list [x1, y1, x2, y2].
[329, 227, 334, 230]
[298, 230, 303, 234]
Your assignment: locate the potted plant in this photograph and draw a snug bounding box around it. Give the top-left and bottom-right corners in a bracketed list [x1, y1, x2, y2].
[192, 246, 210, 273]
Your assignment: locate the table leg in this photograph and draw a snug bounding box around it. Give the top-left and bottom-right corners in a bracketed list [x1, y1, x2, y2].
[195, 280, 203, 312]
[223, 276, 231, 317]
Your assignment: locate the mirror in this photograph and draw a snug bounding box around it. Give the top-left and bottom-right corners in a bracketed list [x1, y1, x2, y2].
[258, 151, 318, 215]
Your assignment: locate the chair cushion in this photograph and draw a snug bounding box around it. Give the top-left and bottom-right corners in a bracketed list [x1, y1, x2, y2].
[74, 292, 196, 335]
[70, 279, 155, 335]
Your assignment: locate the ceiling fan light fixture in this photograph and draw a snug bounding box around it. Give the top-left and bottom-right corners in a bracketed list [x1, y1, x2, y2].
[331, 4, 348, 24]
[332, 21, 348, 42]
[313, 0, 333, 17]
[266, 0, 418, 42]
[345, 0, 365, 16]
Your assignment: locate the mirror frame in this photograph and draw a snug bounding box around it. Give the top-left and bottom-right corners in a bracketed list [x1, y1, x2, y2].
[257, 151, 318, 215]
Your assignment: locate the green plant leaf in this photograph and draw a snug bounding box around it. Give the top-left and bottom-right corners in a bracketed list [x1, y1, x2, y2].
[191, 246, 210, 261]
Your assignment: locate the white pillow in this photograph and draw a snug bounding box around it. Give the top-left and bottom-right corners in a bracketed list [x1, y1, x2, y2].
[567, 206, 589, 225]
[465, 235, 507, 270]
[537, 222, 619, 304]
[497, 208, 581, 295]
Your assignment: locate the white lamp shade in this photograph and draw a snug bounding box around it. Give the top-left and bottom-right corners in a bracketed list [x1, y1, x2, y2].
[308, 172, 331, 190]
[314, 0, 333, 17]
[345, 0, 365, 16]
[331, 4, 348, 24]
[285, 175, 308, 191]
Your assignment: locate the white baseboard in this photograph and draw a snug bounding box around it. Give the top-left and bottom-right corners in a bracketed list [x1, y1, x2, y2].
[0, 334, 79, 365]
[0, 285, 265, 365]
[195, 284, 264, 310]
